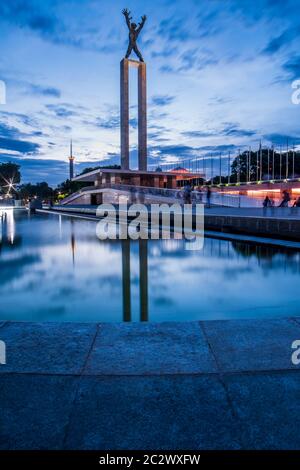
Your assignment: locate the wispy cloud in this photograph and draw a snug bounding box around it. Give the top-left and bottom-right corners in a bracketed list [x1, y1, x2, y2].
[0, 123, 40, 154]
[263, 133, 300, 145]
[282, 55, 300, 80]
[182, 124, 256, 139]
[151, 95, 175, 106]
[30, 84, 61, 98]
[45, 104, 78, 118]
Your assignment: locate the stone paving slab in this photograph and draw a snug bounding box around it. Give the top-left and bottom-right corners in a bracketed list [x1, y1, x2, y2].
[84, 322, 217, 376]
[224, 371, 300, 450]
[0, 322, 98, 375]
[1, 320, 300, 449]
[202, 318, 300, 373]
[0, 374, 78, 450]
[64, 375, 242, 450]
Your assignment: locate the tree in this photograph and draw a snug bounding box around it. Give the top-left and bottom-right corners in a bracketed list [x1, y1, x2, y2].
[0, 163, 21, 195]
[231, 149, 300, 182]
[19, 182, 54, 200]
[210, 175, 228, 185]
[56, 179, 87, 197]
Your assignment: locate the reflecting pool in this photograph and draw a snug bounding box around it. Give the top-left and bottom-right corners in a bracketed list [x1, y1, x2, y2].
[1, 209, 300, 322]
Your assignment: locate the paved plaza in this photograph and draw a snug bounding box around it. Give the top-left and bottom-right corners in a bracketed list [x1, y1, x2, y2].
[1, 318, 300, 449]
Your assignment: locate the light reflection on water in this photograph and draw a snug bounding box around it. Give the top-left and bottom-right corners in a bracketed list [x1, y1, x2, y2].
[0, 209, 300, 322]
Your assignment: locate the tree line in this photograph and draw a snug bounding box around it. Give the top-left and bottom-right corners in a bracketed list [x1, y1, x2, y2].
[0, 163, 120, 201]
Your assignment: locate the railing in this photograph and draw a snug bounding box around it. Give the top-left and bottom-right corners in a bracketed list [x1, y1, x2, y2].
[0, 199, 15, 207]
[60, 186, 94, 205]
[60, 182, 247, 207]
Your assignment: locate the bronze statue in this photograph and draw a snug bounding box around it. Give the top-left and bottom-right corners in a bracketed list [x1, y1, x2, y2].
[122, 8, 146, 62]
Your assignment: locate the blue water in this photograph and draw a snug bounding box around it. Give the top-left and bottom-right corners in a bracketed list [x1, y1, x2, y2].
[1, 209, 300, 322]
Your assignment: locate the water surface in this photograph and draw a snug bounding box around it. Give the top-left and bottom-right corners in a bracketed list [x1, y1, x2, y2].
[1, 209, 300, 322]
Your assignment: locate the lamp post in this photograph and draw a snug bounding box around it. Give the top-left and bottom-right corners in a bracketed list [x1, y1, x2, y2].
[228, 151, 231, 185]
[259, 140, 262, 181]
[293, 144, 295, 179]
[248, 146, 251, 182]
[286, 139, 289, 180]
[279, 145, 282, 180]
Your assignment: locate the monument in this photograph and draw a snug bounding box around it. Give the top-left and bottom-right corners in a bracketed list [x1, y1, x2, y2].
[68, 10, 196, 203]
[121, 9, 147, 171]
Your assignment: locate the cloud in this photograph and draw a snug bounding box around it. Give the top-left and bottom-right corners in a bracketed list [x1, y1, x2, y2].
[262, 28, 300, 55]
[0, 0, 59, 36]
[95, 115, 137, 130]
[0, 0, 120, 53]
[0, 122, 40, 154]
[0, 138, 39, 154]
[263, 133, 300, 145]
[157, 17, 190, 42]
[0, 111, 37, 128]
[221, 123, 256, 138]
[0, 153, 67, 185]
[96, 115, 119, 129]
[149, 143, 237, 158]
[45, 104, 78, 118]
[151, 47, 178, 59]
[182, 124, 256, 139]
[148, 132, 169, 142]
[30, 84, 61, 98]
[151, 95, 175, 106]
[159, 48, 218, 74]
[182, 130, 215, 138]
[282, 55, 300, 80]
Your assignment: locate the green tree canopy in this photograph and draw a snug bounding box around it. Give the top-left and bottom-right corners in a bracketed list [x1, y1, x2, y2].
[231, 149, 300, 183]
[19, 182, 54, 200]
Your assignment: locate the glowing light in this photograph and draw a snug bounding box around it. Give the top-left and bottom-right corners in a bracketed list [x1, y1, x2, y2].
[6, 209, 15, 244]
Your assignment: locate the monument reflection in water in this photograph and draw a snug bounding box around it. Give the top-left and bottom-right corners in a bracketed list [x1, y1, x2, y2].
[1, 210, 300, 323]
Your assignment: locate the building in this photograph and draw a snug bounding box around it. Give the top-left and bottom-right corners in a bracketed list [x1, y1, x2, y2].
[69, 167, 202, 205]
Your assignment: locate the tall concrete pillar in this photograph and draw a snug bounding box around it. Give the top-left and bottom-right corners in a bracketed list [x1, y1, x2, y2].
[122, 239, 131, 322]
[120, 59, 147, 171]
[139, 239, 148, 322]
[138, 62, 147, 171]
[120, 59, 129, 170]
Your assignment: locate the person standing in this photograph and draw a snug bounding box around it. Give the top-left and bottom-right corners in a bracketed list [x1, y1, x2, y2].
[206, 186, 211, 208]
[183, 183, 192, 204]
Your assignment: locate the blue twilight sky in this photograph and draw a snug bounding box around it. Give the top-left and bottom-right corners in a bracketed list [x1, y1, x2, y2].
[0, 0, 300, 185]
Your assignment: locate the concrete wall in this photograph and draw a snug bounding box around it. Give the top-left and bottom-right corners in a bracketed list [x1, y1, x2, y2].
[205, 214, 300, 240]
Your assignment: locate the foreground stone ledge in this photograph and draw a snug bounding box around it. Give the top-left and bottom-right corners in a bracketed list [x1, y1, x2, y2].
[84, 322, 217, 376]
[1, 319, 300, 450]
[0, 318, 299, 375]
[202, 318, 300, 373]
[0, 322, 98, 375]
